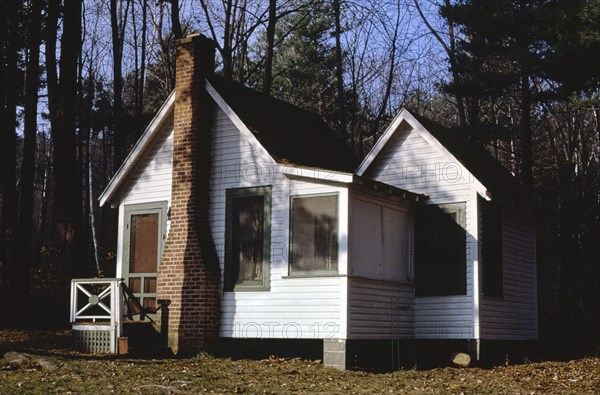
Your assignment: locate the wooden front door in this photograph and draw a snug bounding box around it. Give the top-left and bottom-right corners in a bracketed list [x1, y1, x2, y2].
[123, 202, 168, 317]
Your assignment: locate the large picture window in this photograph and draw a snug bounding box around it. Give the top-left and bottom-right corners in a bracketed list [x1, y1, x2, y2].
[290, 194, 338, 275]
[225, 187, 271, 291]
[415, 203, 467, 296]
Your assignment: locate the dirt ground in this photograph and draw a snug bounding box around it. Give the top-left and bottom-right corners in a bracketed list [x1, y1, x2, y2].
[0, 329, 598, 394]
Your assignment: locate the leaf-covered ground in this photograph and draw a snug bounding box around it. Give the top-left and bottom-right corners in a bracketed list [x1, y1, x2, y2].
[0, 330, 598, 394]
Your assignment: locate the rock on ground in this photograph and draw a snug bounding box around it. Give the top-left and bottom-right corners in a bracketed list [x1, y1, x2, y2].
[450, 352, 471, 368]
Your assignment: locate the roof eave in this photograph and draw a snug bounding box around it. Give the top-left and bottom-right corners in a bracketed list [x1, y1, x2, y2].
[281, 165, 354, 184]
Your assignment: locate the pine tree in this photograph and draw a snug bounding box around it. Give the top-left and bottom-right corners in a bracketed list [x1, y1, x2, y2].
[441, 0, 550, 189]
[269, 0, 338, 121]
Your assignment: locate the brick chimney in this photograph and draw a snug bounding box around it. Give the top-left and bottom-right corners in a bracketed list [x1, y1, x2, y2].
[157, 34, 220, 354]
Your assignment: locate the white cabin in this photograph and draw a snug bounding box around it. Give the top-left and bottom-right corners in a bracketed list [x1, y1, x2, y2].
[82, 35, 538, 369]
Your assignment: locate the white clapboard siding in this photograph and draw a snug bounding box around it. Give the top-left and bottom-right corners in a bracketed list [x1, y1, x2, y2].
[120, 115, 174, 206]
[348, 277, 415, 339]
[206, 105, 348, 339]
[347, 186, 415, 339]
[115, 118, 174, 278]
[364, 126, 473, 204]
[362, 124, 475, 339]
[479, 209, 538, 340]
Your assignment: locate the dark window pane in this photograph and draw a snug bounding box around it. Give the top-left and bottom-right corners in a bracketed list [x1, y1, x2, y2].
[415, 204, 466, 295]
[129, 277, 141, 293]
[291, 195, 338, 273]
[145, 277, 157, 294]
[232, 196, 264, 284]
[129, 213, 159, 273]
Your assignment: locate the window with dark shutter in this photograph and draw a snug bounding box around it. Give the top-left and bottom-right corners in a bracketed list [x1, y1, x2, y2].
[290, 194, 338, 275]
[415, 203, 467, 296]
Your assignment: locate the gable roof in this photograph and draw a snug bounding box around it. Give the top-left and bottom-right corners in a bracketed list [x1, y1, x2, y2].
[207, 75, 359, 173]
[408, 110, 531, 205]
[99, 75, 359, 206]
[357, 108, 531, 205]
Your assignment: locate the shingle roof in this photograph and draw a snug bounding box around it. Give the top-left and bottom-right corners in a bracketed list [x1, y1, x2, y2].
[208, 75, 359, 173]
[407, 109, 532, 206]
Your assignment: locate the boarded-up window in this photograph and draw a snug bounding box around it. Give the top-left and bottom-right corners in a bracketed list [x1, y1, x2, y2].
[129, 213, 159, 273]
[350, 199, 411, 281]
[481, 198, 503, 297]
[415, 203, 466, 296]
[225, 187, 271, 291]
[290, 194, 338, 274]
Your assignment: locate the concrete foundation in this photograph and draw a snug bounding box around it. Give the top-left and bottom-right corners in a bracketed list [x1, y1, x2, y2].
[323, 339, 348, 370]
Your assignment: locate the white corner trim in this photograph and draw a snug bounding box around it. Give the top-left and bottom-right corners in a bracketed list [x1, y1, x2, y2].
[356, 109, 408, 175]
[281, 165, 354, 184]
[204, 80, 276, 165]
[99, 91, 176, 207]
[470, 188, 481, 341]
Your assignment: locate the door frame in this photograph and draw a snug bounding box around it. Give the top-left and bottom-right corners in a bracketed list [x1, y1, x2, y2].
[122, 201, 168, 312]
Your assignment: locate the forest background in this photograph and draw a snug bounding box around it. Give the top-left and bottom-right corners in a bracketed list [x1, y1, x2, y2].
[0, 0, 598, 350]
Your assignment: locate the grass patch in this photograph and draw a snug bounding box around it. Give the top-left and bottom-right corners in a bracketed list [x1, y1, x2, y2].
[0, 330, 598, 394]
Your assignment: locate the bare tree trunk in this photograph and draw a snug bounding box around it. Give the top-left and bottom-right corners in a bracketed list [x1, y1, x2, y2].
[157, 2, 175, 91]
[170, 0, 183, 39]
[415, 0, 466, 126]
[263, 0, 277, 95]
[87, 69, 101, 274]
[520, 67, 533, 190]
[370, 0, 400, 139]
[233, 0, 248, 81]
[111, 0, 126, 168]
[133, 1, 140, 128]
[222, 0, 234, 78]
[53, 0, 84, 281]
[78, 16, 89, 273]
[132, 0, 148, 138]
[139, 0, 147, 121]
[0, 0, 20, 320]
[333, 0, 346, 138]
[16, 0, 43, 321]
[39, 140, 50, 247]
[46, 0, 59, 131]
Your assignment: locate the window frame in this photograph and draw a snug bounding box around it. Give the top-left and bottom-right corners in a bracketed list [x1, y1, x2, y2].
[224, 186, 272, 292]
[288, 192, 340, 277]
[122, 201, 168, 316]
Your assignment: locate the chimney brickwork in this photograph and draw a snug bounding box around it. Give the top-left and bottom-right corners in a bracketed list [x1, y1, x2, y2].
[156, 34, 220, 354]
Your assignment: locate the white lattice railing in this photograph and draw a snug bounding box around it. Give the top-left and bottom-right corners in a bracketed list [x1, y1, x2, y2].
[70, 278, 123, 353]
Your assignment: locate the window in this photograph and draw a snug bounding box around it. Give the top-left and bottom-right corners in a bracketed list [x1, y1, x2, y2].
[290, 194, 338, 275]
[225, 187, 271, 291]
[415, 203, 466, 296]
[481, 197, 503, 297]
